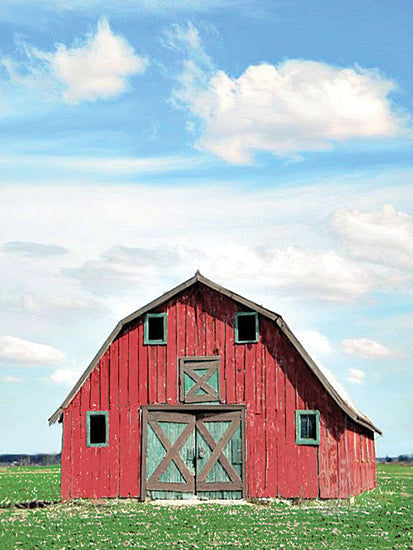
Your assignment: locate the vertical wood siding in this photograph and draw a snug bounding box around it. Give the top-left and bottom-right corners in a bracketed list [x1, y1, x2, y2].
[63, 283, 376, 499]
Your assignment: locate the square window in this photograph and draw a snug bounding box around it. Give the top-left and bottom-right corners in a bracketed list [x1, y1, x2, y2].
[144, 313, 167, 345]
[296, 410, 320, 445]
[86, 411, 109, 447]
[235, 312, 258, 343]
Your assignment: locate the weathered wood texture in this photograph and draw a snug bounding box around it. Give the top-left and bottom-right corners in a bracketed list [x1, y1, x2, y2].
[61, 283, 377, 501]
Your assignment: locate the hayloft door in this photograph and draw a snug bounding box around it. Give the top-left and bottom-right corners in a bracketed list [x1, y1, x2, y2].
[144, 410, 243, 499]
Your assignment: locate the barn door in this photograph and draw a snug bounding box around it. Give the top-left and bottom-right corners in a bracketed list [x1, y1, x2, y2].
[196, 411, 243, 499]
[145, 412, 196, 499]
[144, 410, 243, 499]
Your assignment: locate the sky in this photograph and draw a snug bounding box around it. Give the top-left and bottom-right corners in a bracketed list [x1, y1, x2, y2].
[0, 0, 412, 458]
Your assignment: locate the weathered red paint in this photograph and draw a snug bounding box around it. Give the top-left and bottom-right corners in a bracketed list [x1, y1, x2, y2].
[61, 282, 377, 501]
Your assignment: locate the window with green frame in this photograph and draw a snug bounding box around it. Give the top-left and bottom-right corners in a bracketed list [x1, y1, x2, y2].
[235, 312, 259, 343]
[144, 313, 167, 345]
[295, 410, 320, 445]
[86, 411, 109, 447]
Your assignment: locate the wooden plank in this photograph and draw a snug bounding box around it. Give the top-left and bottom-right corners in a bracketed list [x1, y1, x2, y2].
[119, 330, 131, 497]
[195, 289, 206, 356]
[255, 412, 266, 494]
[285, 352, 299, 498]
[79, 376, 92, 498]
[129, 407, 140, 497]
[186, 288, 197, 356]
[166, 301, 177, 404]
[109, 339, 120, 497]
[338, 414, 350, 498]
[99, 352, 110, 498]
[347, 423, 356, 496]
[244, 340, 255, 411]
[148, 346, 157, 404]
[246, 411, 256, 496]
[128, 326, 139, 407]
[70, 394, 81, 498]
[140, 408, 148, 500]
[138, 323, 148, 406]
[61, 408, 72, 501]
[328, 412, 339, 498]
[214, 299, 226, 402]
[90, 365, 100, 499]
[276, 354, 288, 497]
[205, 291, 215, 357]
[176, 297, 186, 359]
[263, 328, 277, 496]
[224, 305, 236, 403]
[119, 406, 131, 497]
[157, 343, 167, 403]
[235, 338, 245, 403]
[119, 331, 129, 407]
[318, 409, 330, 498]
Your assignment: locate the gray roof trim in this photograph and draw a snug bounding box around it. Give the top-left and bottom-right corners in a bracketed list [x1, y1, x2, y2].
[49, 272, 381, 434]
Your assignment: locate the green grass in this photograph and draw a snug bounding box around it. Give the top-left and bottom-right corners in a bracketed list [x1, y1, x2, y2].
[0, 464, 411, 549]
[0, 465, 61, 506]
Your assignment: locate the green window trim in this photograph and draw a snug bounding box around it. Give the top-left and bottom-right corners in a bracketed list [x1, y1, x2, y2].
[235, 312, 259, 344]
[144, 313, 167, 345]
[86, 411, 109, 448]
[295, 410, 320, 445]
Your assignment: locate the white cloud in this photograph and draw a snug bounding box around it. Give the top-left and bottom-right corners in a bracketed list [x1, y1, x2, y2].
[2, 375, 23, 383]
[3, 241, 68, 258]
[204, 245, 375, 301]
[173, 29, 408, 163]
[2, 18, 146, 105]
[49, 366, 83, 385]
[345, 368, 366, 385]
[0, 335, 66, 365]
[0, 153, 206, 175]
[50, 18, 146, 103]
[64, 245, 184, 295]
[296, 330, 332, 357]
[333, 204, 413, 271]
[342, 338, 393, 358]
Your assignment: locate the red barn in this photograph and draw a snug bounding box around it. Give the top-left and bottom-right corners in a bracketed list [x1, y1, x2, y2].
[49, 272, 381, 501]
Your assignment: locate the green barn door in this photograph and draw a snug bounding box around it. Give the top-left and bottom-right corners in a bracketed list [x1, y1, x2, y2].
[196, 411, 243, 499]
[145, 412, 196, 500]
[145, 410, 243, 500]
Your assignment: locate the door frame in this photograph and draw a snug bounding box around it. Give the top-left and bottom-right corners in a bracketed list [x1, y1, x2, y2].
[140, 404, 247, 500]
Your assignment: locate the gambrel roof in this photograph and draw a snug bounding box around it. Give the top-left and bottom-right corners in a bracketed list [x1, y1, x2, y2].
[49, 271, 381, 433]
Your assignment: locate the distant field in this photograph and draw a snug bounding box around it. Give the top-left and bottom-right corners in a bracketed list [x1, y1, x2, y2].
[0, 464, 411, 549]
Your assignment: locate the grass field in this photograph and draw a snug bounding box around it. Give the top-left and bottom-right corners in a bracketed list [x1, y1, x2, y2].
[0, 464, 411, 549]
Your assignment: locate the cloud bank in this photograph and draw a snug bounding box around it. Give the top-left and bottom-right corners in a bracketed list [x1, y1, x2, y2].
[0, 335, 66, 365]
[333, 204, 413, 271]
[173, 26, 408, 163]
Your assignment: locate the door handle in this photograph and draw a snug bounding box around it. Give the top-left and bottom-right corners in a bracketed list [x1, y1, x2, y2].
[198, 446, 206, 459]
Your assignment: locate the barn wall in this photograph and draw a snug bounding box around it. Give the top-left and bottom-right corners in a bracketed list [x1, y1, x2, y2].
[62, 283, 377, 500]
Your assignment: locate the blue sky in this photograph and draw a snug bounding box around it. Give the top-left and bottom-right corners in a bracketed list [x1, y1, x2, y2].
[0, 0, 412, 457]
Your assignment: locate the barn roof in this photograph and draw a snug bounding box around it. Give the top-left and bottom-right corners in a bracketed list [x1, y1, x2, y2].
[49, 271, 382, 434]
